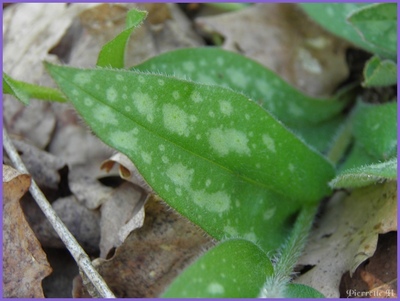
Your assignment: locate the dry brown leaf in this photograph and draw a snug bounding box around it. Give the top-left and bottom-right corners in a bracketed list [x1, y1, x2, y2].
[68, 165, 114, 210]
[2, 165, 52, 297]
[195, 3, 350, 97]
[49, 124, 114, 171]
[9, 138, 66, 190]
[101, 152, 152, 193]
[99, 182, 146, 258]
[21, 195, 101, 253]
[73, 195, 214, 298]
[294, 181, 397, 298]
[340, 232, 397, 298]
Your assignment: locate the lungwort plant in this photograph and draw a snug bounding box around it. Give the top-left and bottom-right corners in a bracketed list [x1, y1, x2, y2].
[3, 3, 397, 298]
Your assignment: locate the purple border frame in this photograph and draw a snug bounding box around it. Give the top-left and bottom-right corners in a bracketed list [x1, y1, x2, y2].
[1, 1, 398, 300]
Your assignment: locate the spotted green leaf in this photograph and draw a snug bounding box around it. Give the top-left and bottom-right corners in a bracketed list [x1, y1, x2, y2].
[133, 47, 349, 127]
[133, 47, 352, 153]
[362, 55, 397, 87]
[330, 157, 397, 189]
[348, 3, 397, 59]
[162, 239, 273, 298]
[45, 63, 335, 252]
[300, 3, 394, 59]
[353, 101, 397, 161]
[96, 8, 147, 68]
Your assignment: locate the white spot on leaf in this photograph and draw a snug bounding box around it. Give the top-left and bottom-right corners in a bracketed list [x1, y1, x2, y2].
[84, 97, 94, 106]
[166, 163, 193, 187]
[172, 91, 180, 100]
[183, 61, 195, 72]
[219, 100, 233, 116]
[227, 67, 249, 89]
[262, 134, 276, 153]
[263, 207, 276, 220]
[94, 106, 119, 126]
[110, 130, 138, 151]
[141, 152, 152, 164]
[209, 128, 251, 156]
[132, 92, 155, 123]
[190, 91, 203, 103]
[74, 72, 92, 85]
[192, 190, 230, 213]
[208, 282, 225, 295]
[163, 104, 189, 136]
[106, 87, 118, 103]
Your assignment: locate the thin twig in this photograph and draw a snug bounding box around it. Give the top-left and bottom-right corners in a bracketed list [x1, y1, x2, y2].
[3, 126, 116, 298]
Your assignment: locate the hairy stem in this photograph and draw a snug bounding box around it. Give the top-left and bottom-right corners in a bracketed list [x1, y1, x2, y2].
[259, 205, 318, 298]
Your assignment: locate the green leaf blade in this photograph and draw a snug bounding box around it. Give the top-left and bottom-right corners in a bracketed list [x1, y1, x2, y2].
[348, 3, 397, 58]
[133, 47, 349, 126]
[3, 72, 67, 104]
[45, 63, 335, 251]
[162, 239, 274, 298]
[96, 9, 147, 68]
[134, 47, 353, 153]
[353, 101, 397, 161]
[330, 157, 397, 189]
[300, 3, 395, 59]
[362, 55, 397, 87]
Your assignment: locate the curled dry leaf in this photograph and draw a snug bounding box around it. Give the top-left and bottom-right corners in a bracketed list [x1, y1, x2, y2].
[99, 182, 146, 258]
[73, 195, 214, 298]
[195, 3, 350, 97]
[2, 165, 52, 297]
[101, 152, 152, 193]
[294, 181, 397, 298]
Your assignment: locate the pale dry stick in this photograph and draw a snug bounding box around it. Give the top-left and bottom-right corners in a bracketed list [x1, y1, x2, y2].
[3, 127, 116, 298]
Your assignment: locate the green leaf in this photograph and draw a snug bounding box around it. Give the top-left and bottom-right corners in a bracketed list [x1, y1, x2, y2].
[45, 63, 335, 252]
[285, 283, 325, 298]
[293, 115, 345, 153]
[133, 47, 353, 152]
[348, 3, 397, 58]
[3, 72, 67, 104]
[338, 142, 377, 173]
[300, 3, 395, 59]
[161, 239, 273, 298]
[96, 8, 147, 68]
[330, 157, 397, 189]
[133, 47, 350, 127]
[362, 55, 397, 87]
[353, 101, 397, 160]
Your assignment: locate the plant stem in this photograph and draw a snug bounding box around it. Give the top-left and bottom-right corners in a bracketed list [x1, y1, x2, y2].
[259, 205, 318, 298]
